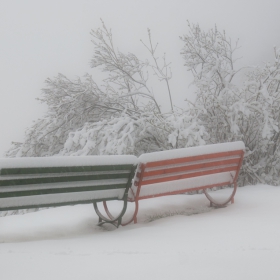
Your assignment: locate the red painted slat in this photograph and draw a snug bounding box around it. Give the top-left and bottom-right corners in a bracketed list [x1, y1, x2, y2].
[141, 166, 237, 186]
[143, 158, 240, 177]
[145, 150, 243, 168]
[138, 181, 232, 200]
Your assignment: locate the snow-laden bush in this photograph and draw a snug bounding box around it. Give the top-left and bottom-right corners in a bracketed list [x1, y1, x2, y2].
[181, 22, 280, 185]
[8, 21, 280, 186]
[7, 21, 207, 158]
[59, 109, 206, 156]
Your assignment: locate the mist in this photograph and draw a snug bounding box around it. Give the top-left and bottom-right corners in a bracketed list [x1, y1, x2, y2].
[1, 0, 280, 156]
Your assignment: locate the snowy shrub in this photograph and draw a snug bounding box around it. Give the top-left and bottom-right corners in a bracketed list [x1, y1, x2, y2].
[7, 21, 207, 158]
[59, 108, 206, 156]
[8, 20, 280, 187]
[181, 22, 280, 186]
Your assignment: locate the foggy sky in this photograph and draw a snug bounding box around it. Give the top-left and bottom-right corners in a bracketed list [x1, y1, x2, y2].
[1, 0, 280, 156]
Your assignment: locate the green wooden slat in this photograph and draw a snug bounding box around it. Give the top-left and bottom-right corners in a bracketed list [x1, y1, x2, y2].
[0, 172, 130, 186]
[0, 164, 134, 175]
[0, 170, 129, 180]
[0, 183, 127, 198]
[0, 197, 119, 211]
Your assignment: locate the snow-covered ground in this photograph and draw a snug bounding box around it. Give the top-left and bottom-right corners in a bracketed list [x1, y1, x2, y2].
[0, 184, 280, 280]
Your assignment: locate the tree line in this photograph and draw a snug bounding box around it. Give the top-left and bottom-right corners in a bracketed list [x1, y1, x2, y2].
[7, 20, 280, 186]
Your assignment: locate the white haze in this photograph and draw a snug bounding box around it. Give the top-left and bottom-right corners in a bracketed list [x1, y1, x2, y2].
[0, 0, 280, 156]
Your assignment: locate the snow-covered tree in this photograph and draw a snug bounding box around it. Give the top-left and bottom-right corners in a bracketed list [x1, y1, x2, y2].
[8, 20, 280, 187]
[7, 21, 206, 158]
[181, 22, 280, 185]
[180, 22, 243, 143]
[238, 50, 280, 185]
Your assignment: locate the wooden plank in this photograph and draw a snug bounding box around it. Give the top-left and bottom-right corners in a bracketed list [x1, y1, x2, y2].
[0, 170, 130, 180]
[143, 158, 240, 177]
[0, 172, 130, 187]
[0, 183, 127, 198]
[140, 166, 238, 186]
[0, 164, 134, 175]
[0, 178, 129, 192]
[145, 150, 243, 168]
[138, 181, 232, 200]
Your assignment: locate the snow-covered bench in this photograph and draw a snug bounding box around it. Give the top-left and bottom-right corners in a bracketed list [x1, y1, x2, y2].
[102, 142, 245, 225]
[0, 155, 137, 227]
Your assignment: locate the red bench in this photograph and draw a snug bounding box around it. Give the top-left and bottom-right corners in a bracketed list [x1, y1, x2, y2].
[102, 141, 245, 225]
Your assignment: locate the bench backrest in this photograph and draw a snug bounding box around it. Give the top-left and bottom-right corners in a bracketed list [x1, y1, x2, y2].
[0, 155, 137, 211]
[131, 142, 245, 200]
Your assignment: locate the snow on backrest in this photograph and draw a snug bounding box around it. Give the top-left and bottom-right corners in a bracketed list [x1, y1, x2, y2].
[0, 155, 137, 169]
[132, 142, 245, 199]
[138, 142, 245, 164]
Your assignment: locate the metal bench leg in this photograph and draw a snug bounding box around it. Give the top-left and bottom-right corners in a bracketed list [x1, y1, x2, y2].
[133, 200, 139, 224]
[93, 201, 128, 228]
[102, 199, 139, 226]
[98, 216, 102, 224]
[203, 183, 238, 208]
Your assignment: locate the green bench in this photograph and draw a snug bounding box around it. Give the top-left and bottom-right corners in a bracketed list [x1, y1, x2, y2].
[0, 155, 137, 227]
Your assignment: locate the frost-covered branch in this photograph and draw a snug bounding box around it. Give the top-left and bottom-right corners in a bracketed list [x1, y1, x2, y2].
[141, 29, 174, 112]
[90, 20, 162, 113]
[181, 22, 280, 185]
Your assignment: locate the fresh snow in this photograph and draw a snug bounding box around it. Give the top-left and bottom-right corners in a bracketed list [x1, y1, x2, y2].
[0, 155, 137, 169]
[138, 141, 245, 163]
[0, 184, 280, 280]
